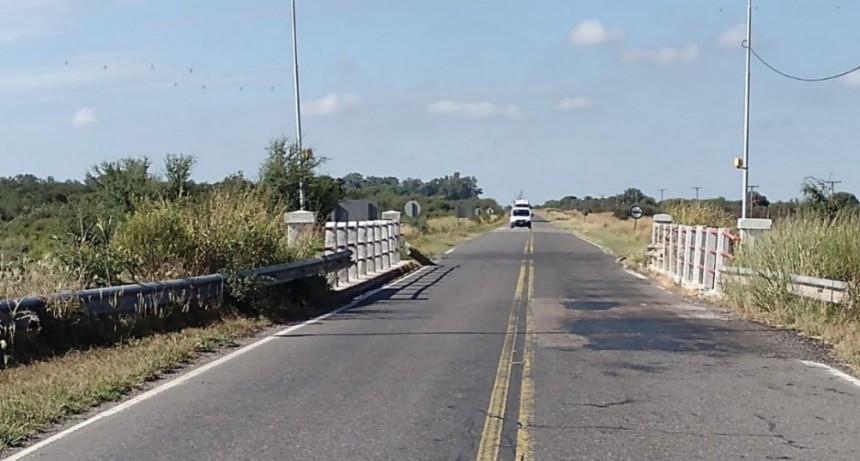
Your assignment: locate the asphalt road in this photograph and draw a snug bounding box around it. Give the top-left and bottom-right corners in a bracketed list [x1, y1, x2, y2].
[8, 221, 860, 460]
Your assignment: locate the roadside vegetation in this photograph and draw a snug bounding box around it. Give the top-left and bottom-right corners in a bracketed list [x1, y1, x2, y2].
[0, 136, 501, 452]
[723, 178, 860, 371]
[402, 214, 504, 261]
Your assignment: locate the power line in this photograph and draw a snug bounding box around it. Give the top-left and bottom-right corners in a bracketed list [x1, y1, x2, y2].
[742, 40, 860, 82]
[658, 188, 666, 202]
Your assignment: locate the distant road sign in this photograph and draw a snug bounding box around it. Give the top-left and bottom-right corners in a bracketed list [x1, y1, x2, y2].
[474, 207, 482, 217]
[404, 200, 421, 218]
[486, 208, 495, 215]
[629, 205, 644, 220]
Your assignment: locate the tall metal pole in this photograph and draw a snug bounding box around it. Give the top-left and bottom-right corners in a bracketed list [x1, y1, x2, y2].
[741, 0, 752, 219]
[291, 0, 305, 210]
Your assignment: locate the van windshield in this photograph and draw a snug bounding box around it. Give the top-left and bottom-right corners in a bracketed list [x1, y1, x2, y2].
[512, 209, 530, 217]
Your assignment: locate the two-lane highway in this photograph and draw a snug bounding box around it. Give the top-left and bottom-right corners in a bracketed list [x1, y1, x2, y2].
[7, 221, 860, 460]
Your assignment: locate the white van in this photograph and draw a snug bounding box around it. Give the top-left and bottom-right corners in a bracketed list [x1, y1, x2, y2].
[510, 199, 532, 229]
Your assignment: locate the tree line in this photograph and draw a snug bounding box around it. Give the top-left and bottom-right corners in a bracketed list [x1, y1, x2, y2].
[541, 177, 859, 221]
[0, 138, 494, 259]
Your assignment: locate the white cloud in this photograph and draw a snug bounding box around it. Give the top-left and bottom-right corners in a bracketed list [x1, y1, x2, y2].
[303, 93, 361, 116]
[72, 107, 97, 128]
[558, 97, 594, 111]
[569, 20, 623, 45]
[716, 23, 746, 50]
[623, 43, 701, 64]
[427, 100, 524, 120]
[842, 72, 860, 87]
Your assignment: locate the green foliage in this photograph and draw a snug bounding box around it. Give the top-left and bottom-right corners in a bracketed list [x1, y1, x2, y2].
[800, 177, 860, 220]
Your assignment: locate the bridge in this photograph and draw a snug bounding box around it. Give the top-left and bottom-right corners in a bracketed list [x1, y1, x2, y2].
[4, 219, 860, 460]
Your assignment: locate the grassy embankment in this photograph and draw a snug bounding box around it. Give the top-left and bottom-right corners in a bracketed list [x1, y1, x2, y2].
[725, 211, 860, 371]
[401, 214, 504, 262]
[0, 202, 502, 452]
[536, 208, 654, 267]
[542, 201, 860, 373]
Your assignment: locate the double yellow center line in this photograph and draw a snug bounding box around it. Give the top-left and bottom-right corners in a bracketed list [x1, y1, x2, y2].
[476, 231, 536, 461]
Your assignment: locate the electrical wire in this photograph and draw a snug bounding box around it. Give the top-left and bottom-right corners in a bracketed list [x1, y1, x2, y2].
[742, 40, 860, 82]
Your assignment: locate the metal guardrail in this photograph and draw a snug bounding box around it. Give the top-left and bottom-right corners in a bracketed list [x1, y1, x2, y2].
[0, 250, 353, 318]
[720, 266, 849, 304]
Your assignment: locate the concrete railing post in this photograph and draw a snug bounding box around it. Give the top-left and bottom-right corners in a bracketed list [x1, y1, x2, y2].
[380, 221, 391, 270]
[703, 228, 717, 290]
[285, 210, 316, 248]
[738, 218, 772, 249]
[382, 210, 401, 266]
[675, 226, 685, 282]
[357, 221, 368, 277]
[652, 214, 672, 273]
[347, 222, 358, 281]
[373, 222, 383, 271]
[693, 226, 706, 287]
[714, 229, 729, 294]
[667, 225, 676, 274]
[336, 222, 349, 283]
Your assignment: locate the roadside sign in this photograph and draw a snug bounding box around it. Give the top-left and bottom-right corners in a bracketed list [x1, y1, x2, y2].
[629, 204, 644, 220]
[474, 207, 482, 217]
[404, 200, 421, 218]
[486, 208, 495, 215]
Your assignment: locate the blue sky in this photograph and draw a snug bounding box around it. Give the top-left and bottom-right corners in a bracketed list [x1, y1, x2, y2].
[1, 0, 859, 204]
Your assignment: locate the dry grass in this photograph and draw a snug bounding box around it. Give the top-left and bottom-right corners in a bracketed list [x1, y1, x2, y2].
[0, 315, 268, 452]
[538, 209, 652, 264]
[663, 200, 735, 228]
[402, 215, 503, 259]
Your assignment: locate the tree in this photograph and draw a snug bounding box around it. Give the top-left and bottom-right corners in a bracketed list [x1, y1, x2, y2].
[800, 176, 859, 218]
[85, 157, 159, 215]
[163, 153, 196, 201]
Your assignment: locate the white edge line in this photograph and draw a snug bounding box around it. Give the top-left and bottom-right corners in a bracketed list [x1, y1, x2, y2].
[625, 269, 648, 280]
[444, 248, 455, 254]
[1, 264, 433, 461]
[800, 360, 860, 389]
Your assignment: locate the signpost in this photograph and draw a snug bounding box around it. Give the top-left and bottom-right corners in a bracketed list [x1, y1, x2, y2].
[404, 200, 421, 218]
[629, 204, 644, 231]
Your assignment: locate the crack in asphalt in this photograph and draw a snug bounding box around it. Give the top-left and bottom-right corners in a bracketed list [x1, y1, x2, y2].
[575, 398, 635, 409]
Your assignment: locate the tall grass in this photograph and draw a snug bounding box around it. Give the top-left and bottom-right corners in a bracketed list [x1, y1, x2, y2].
[664, 200, 734, 227]
[723, 211, 860, 371]
[0, 188, 322, 366]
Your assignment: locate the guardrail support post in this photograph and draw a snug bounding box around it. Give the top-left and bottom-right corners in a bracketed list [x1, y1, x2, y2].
[703, 228, 717, 290]
[285, 210, 316, 247]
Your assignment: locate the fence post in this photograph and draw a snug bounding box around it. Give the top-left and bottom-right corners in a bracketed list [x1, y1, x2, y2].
[703, 228, 717, 290]
[381, 211, 402, 266]
[285, 210, 316, 247]
[347, 222, 358, 281]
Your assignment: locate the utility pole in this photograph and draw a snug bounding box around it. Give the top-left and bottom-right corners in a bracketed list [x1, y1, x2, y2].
[823, 180, 841, 197]
[740, 0, 753, 219]
[747, 185, 758, 216]
[658, 188, 666, 202]
[291, 0, 305, 210]
[692, 186, 702, 201]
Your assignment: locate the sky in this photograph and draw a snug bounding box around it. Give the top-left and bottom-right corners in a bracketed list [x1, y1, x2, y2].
[1, 0, 859, 205]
